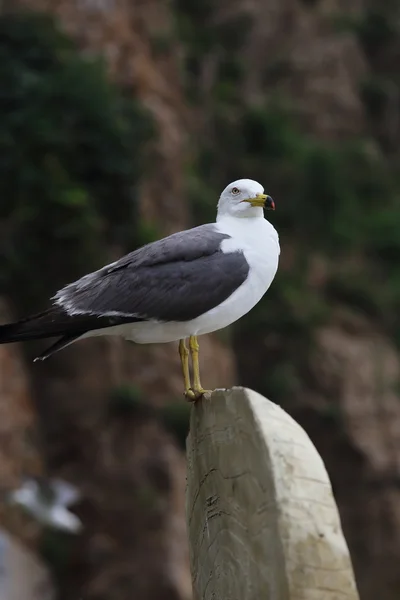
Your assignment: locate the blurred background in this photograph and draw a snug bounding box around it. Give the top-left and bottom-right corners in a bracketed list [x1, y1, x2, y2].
[0, 0, 399, 598]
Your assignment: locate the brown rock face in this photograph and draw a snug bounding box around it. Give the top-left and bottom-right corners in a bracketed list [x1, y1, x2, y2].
[0, 301, 43, 546]
[301, 323, 400, 600]
[187, 0, 367, 140]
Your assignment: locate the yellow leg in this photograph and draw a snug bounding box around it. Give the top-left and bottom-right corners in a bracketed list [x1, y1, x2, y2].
[179, 339, 196, 401]
[189, 335, 211, 398]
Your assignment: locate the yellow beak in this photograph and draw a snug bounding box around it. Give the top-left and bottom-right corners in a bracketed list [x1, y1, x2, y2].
[243, 193, 275, 210]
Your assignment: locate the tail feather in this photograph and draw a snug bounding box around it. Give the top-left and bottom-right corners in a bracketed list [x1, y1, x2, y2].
[0, 308, 86, 344]
[0, 312, 54, 343]
[0, 306, 138, 360]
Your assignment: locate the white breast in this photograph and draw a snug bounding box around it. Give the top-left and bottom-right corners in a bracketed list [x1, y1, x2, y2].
[190, 216, 280, 334]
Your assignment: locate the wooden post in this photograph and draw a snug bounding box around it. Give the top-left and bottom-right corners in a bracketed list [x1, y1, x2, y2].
[186, 387, 360, 600]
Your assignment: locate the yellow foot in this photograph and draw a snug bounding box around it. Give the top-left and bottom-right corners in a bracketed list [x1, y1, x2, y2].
[184, 388, 212, 402]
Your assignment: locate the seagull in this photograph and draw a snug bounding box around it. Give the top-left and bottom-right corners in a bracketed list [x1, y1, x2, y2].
[8, 477, 82, 534]
[0, 179, 280, 400]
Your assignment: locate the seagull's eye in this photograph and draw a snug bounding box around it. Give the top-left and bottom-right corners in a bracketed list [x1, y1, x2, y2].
[231, 187, 240, 195]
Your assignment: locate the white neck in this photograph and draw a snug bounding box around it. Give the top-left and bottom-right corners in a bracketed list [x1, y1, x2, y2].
[215, 213, 278, 247]
[216, 207, 264, 221]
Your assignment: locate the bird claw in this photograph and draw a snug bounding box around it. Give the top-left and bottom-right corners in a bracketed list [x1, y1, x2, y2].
[184, 388, 212, 402]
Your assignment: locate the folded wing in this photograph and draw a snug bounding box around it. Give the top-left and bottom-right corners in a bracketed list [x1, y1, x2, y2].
[0, 224, 250, 359]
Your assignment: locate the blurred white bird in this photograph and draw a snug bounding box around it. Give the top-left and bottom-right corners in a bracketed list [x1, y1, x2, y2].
[9, 477, 82, 534]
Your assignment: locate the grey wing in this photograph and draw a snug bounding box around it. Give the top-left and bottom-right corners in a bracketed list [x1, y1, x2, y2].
[54, 224, 250, 322]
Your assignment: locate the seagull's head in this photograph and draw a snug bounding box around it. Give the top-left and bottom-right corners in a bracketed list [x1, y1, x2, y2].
[217, 179, 275, 219]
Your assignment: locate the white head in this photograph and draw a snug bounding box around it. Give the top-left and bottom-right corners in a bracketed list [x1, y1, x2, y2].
[217, 178, 275, 219]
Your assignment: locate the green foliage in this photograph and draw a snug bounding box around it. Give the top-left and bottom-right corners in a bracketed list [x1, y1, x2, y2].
[354, 6, 399, 58]
[360, 77, 391, 120]
[135, 483, 161, 511]
[40, 529, 77, 582]
[326, 265, 386, 319]
[300, 0, 321, 6]
[108, 385, 149, 418]
[0, 11, 153, 311]
[158, 401, 191, 450]
[109, 385, 190, 449]
[263, 362, 302, 406]
[173, 0, 252, 102]
[315, 403, 344, 426]
[332, 3, 400, 57]
[133, 220, 163, 249]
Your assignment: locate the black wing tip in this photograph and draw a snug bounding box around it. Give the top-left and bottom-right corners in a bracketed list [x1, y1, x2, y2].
[33, 355, 47, 363]
[0, 322, 19, 344]
[0, 309, 58, 344]
[33, 334, 81, 363]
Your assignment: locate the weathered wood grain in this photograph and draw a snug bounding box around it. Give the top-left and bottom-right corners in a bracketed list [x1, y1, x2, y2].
[186, 387, 360, 600]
